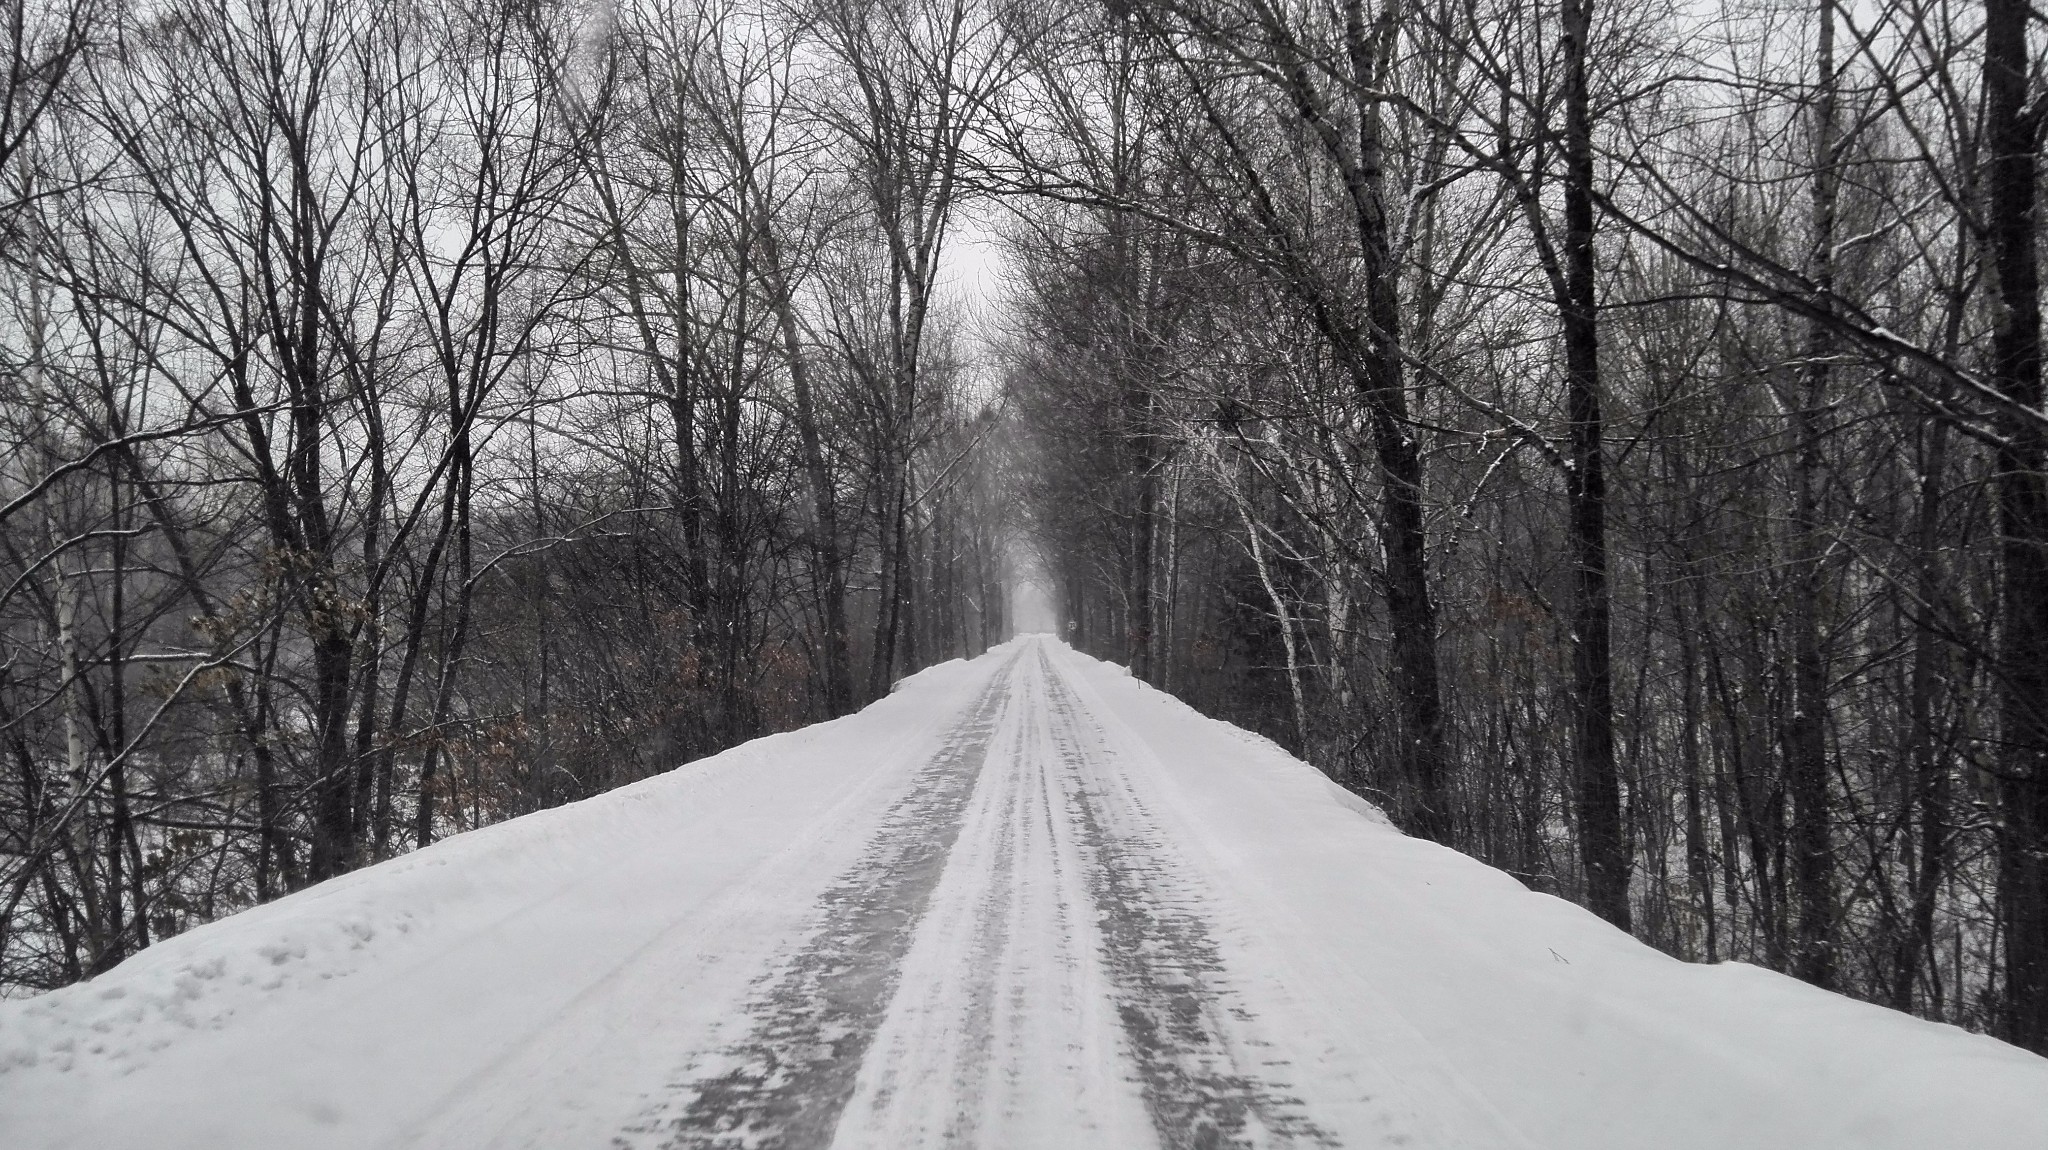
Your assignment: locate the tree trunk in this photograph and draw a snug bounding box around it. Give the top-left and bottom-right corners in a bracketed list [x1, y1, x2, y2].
[1561, 0, 1630, 930]
[762, 223, 854, 714]
[1344, 0, 1448, 841]
[1675, 561, 1717, 962]
[1984, 0, 2048, 1053]
[1129, 387, 1159, 682]
[1786, 0, 1838, 988]
[1898, 415, 1951, 1011]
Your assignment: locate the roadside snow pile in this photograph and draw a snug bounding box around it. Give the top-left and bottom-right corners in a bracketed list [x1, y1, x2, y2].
[0, 738, 761, 1078]
[0, 648, 999, 1113]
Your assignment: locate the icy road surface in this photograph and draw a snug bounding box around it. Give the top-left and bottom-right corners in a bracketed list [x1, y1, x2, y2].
[4, 637, 2047, 1149]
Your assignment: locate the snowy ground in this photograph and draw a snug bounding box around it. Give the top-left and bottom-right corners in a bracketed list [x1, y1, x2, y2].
[3, 636, 2045, 1149]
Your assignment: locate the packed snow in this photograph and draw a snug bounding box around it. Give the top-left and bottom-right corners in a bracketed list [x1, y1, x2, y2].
[2, 636, 2042, 1148]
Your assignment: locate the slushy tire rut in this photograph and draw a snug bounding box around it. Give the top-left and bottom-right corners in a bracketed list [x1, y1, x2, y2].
[621, 656, 1020, 1149]
[1040, 648, 1337, 1150]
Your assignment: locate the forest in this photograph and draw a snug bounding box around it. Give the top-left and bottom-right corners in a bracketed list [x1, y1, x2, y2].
[5, 0, 2048, 1060]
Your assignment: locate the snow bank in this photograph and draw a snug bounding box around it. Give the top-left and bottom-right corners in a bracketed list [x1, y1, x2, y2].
[1044, 639, 2048, 1150]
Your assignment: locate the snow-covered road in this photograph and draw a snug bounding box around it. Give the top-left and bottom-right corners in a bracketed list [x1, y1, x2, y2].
[4, 637, 2046, 1148]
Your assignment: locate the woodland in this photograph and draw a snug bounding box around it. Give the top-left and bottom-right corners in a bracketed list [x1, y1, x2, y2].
[5, 0, 2048, 1059]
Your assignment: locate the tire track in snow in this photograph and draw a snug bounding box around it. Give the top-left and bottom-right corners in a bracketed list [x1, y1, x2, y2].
[827, 640, 1155, 1148]
[1038, 646, 1338, 1150]
[617, 653, 1020, 1150]
[824, 660, 1026, 1146]
[929, 723, 1016, 1146]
